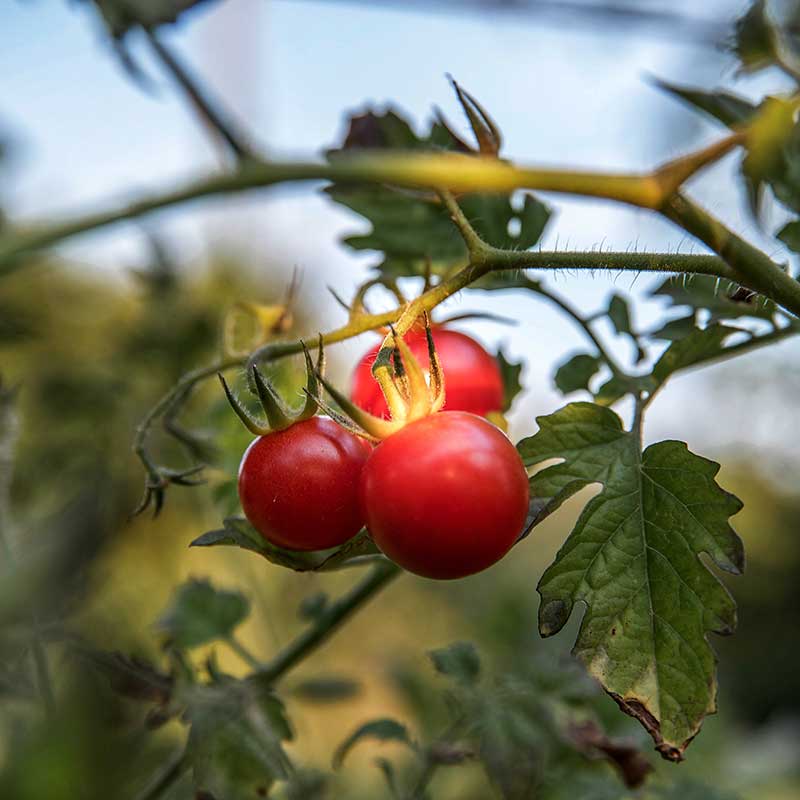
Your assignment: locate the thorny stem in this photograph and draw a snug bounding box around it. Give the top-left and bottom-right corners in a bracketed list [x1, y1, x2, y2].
[257, 560, 400, 683]
[145, 29, 254, 163]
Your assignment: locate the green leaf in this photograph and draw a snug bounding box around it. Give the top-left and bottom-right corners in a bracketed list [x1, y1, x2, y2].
[554, 353, 601, 395]
[429, 642, 481, 685]
[517, 403, 743, 761]
[653, 79, 758, 128]
[190, 518, 381, 572]
[741, 97, 800, 216]
[607, 294, 634, 337]
[326, 107, 550, 277]
[607, 293, 646, 362]
[496, 349, 524, 412]
[650, 324, 740, 389]
[650, 275, 777, 321]
[777, 219, 800, 252]
[333, 719, 414, 769]
[731, 0, 776, 74]
[185, 678, 293, 799]
[156, 579, 249, 649]
[647, 315, 697, 342]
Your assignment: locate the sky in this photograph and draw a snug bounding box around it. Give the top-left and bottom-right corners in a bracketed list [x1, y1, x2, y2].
[1, 0, 797, 477]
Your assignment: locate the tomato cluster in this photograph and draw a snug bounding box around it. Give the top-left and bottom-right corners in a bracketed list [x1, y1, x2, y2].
[234, 328, 529, 579]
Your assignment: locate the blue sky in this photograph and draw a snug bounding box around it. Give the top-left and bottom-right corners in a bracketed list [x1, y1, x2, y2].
[2, 0, 797, 469]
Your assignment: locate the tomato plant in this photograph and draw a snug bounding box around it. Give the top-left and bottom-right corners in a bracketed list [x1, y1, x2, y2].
[360, 411, 529, 579]
[350, 327, 505, 418]
[3, 1, 800, 799]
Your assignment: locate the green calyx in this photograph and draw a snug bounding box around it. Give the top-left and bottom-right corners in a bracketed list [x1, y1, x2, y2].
[219, 336, 326, 435]
[313, 314, 446, 442]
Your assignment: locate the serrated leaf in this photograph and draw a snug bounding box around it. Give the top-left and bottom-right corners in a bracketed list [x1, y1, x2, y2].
[517, 403, 744, 761]
[190, 518, 381, 572]
[653, 79, 758, 128]
[326, 107, 550, 277]
[333, 718, 414, 769]
[185, 678, 292, 799]
[156, 579, 249, 649]
[554, 353, 601, 395]
[429, 642, 481, 685]
[496, 349, 524, 412]
[777, 219, 800, 252]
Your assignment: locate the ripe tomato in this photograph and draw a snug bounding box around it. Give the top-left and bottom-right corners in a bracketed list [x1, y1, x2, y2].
[238, 417, 371, 551]
[359, 411, 529, 579]
[350, 328, 504, 418]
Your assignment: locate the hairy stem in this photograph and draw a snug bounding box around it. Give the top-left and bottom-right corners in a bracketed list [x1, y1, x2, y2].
[257, 560, 400, 683]
[662, 193, 800, 317]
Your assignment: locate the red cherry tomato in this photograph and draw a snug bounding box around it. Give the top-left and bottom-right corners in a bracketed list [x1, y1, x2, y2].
[238, 417, 371, 551]
[359, 411, 529, 579]
[350, 328, 504, 418]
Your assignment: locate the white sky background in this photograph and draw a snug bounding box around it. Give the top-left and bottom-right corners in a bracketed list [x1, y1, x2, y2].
[1, 0, 798, 482]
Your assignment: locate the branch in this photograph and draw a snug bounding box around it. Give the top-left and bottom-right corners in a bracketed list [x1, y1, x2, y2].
[526, 283, 629, 380]
[145, 29, 254, 163]
[257, 560, 400, 683]
[0, 144, 725, 272]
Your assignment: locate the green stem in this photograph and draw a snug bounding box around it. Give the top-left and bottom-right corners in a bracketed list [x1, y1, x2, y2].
[526, 283, 628, 380]
[257, 560, 400, 683]
[133, 357, 242, 477]
[225, 634, 263, 671]
[30, 633, 56, 717]
[145, 29, 254, 163]
[134, 749, 190, 800]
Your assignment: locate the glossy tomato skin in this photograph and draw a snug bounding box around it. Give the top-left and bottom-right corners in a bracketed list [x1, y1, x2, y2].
[351, 328, 504, 418]
[360, 411, 529, 579]
[238, 417, 371, 551]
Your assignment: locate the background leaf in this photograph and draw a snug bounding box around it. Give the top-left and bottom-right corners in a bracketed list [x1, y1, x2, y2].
[554, 353, 602, 395]
[185, 678, 292, 799]
[333, 718, 414, 769]
[156, 579, 249, 649]
[429, 642, 481, 686]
